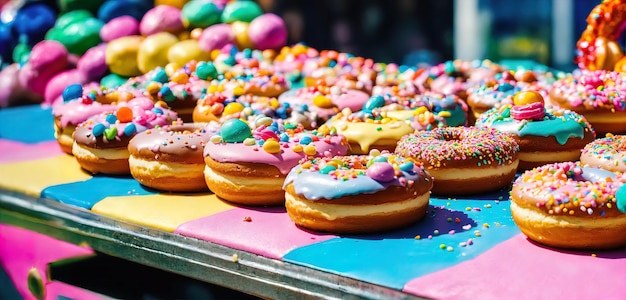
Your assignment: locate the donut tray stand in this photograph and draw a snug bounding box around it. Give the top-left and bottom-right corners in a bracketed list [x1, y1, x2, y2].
[0, 188, 422, 299]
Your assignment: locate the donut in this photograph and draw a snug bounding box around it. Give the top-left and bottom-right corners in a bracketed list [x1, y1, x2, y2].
[283, 152, 433, 233]
[580, 134, 626, 173]
[511, 162, 626, 250]
[53, 85, 117, 154]
[203, 119, 348, 206]
[395, 127, 519, 195]
[325, 108, 414, 155]
[128, 122, 217, 192]
[476, 91, 596, 170]
[550, 70, 626, 135]
[72, 97, 178, 175]
[277, 84, 370, 123]
[575, 0, 626, 71]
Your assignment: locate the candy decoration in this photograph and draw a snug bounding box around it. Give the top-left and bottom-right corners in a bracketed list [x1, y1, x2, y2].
[510, 102, 545, 121]
[362, 95, 386, 112]
[220, 119, 252, 143]
[116, 107, 134, 123]
[92, 123, 106, 136]
[263, 139, 281, 153]
[616, 185, 626, 214]
[195, 61, 219, 80]
[13, 4, 56, 44]
[62, 84, 84, 102]
[366, 162, 396, 182]
[104, 127, 118, 140]
[123, 123, 137, 136]
[513, 91, 544, 106]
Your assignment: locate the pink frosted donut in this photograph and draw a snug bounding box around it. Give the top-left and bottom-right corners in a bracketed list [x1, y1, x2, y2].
[100, 15, 140, 42]
[19, 40, 69, 96]
[511, 162, 626, 249]
[203, 119, 349, 205]
[550, 70, 626, 135]
[72, 97, 178, 174]
[53, 90, 117, 154]
[580, 134, 626, 172]
[248, 13, 287, 50]
[139, 5, 184, 36]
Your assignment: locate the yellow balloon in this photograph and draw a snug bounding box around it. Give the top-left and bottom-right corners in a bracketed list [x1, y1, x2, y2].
[106, 35, 145, 77]
[154, 0, 189, 9]
[231, 21, 254, 49]
[138, 32, 179, 74]
[167, 39, 211, 66]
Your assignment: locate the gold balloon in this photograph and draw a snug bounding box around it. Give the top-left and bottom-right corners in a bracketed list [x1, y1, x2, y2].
[593, 37, 624, 71]
[167, 39, 211, 66]
[231, 21, 254, 49]
[106, 35, 145, 77]
[614, 56, 626, 72]
[138, 32, 179, 74]
[154, 0, 189, 9]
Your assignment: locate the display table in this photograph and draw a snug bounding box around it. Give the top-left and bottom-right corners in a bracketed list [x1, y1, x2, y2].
[1, 105, 624, 299]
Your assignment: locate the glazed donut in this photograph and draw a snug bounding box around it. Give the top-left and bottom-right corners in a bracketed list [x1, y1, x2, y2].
[128, 122, 217, 192]
[580, 134, 626, 173]
[550, 70, 626, 135]
[53, 85, 117, 154]
[395, 127, 519, 195]
[476, 91, 596, 170]
[325, 108, 414, 155]
[203, 119, 348, 206]
[575, 0, 626, 71]
[283, 152, 433, 233]
[72, 97, 178, 175]
[511, 162, 626, 250]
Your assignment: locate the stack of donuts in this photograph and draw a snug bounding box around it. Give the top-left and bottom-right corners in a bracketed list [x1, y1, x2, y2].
[19, 0, 626, 248]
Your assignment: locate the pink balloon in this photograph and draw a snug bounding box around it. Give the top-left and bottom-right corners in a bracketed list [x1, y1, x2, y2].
[0, 64, 42, 107]
[140, 5, 184, 36]
[198, 23, 234, 52]
[248, 13, 287, 50]
[44, 69, 88, 106]
[100, 15, 140, 42]
[19, 40, 69, 95]
[78, 43, 109, 81]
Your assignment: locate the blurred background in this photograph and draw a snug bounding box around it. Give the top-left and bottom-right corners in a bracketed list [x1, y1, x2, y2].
[259, 0, 617, 71]
[1, 0, 622, 71]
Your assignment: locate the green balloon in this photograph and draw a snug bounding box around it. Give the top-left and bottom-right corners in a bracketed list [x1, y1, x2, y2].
[55, 10, 94, 29]
[12, 43, 31, 64]
[59, 0, 106, 15]
[182, 0, 222, 29]
[221, 1, 263, 23]
[100, 73, 129, 89]
[56, 18, 104, 56]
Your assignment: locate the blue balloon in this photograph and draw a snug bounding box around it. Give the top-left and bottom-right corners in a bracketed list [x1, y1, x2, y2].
[97, 0, 152, 23]
[13, 4, 56, 44]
